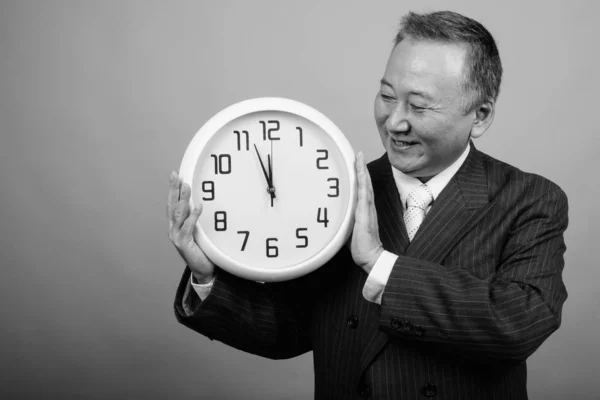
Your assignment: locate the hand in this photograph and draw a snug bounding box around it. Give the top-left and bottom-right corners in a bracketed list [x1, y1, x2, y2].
[350, 152, 384, 274]
[253, 143, 276, 206]
[167, 171, 215, 284]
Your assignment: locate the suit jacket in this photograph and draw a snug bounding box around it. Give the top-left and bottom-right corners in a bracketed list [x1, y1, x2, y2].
[174, 144, 568, 400]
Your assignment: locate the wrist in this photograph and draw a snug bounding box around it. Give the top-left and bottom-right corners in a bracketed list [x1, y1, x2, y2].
[362, 246, 385, 275]
[192, 272, 214, 285]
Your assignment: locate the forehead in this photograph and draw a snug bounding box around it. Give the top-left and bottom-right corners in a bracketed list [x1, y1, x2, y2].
[383, 38, 468, 94]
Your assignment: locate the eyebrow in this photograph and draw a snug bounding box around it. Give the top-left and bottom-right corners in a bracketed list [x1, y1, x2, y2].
[380, 78, 393, 87]
[379, 78, 435, 101]
[409, 90, 434, 101]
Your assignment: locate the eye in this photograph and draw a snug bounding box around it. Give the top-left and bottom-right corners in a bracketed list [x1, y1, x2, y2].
[410, 104, 426, 113]
[380, 92, 395, 102]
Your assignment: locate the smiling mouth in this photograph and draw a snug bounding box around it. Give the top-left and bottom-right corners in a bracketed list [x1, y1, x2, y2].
[392, 139, 419, 147]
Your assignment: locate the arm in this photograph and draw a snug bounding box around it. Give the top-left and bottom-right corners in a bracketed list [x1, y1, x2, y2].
[174, 266, 313, 360]
[174, 246, 351, 359]
[167, 171, 312, 360]
[379, 188, 568, 364]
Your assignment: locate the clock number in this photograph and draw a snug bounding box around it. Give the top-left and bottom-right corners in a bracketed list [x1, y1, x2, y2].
[210, 154, 232, 174]
[214, 211, 227, 231]
[296, 228, 308, 248]
[259, 120, 280, 141]
[266, 238, 279, 258]
[296, 127, 303, 147]
[316, 149, 329, 170]
[233, 130, 249, 151]
[237, 231, 249, 251]
[327, 178, 339, 198]
[201, 181, 215, 201]
[317, 207, 329, 228]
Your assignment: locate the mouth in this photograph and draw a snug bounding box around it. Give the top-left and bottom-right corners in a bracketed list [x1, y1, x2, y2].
[391, 138, 419, 149]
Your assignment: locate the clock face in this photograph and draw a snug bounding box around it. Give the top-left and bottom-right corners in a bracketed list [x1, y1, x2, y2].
[179, 98, 356, 281]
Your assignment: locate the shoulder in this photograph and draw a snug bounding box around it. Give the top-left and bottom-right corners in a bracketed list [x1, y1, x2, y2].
[476, 149, 568, 209]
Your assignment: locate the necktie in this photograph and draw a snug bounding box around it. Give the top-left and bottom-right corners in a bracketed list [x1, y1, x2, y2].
[404, 184, 434, 241]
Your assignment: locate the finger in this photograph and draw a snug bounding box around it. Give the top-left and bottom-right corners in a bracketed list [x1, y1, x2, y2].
[176, 183, 193, 231]
[171, 191, 191, 233]
[355, 152, 378, 230]
[171, 203, 188, 233]
[181, 203, 203, 238]
[359, 156, 379, 229]
[361, 154, 375, 204]
[167, 171, 180, 222]
[357, 152, 372, 215]
[356, 151, 367, 203]
[180, 182, 192, 204]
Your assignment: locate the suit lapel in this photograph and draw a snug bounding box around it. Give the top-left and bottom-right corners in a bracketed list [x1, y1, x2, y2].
[406, 143, 489, 263]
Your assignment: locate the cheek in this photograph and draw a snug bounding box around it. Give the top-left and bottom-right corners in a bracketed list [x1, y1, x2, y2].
[416, 120, 470, 161]
[373, 98, 388, 129]
[413, 117, 454, 145]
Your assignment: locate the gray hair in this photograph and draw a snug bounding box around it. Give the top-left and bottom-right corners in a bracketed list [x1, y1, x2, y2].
[395, 11, 503, 112]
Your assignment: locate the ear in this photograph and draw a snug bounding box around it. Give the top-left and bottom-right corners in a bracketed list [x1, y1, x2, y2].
[470, 99, 495, 139]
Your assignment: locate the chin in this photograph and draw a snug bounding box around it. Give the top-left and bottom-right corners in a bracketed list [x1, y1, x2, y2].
[387, 152, 420, 174]
[389, 159, 419, 176]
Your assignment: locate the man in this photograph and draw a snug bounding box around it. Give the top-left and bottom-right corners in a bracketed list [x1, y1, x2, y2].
[168, 11, 568, 399]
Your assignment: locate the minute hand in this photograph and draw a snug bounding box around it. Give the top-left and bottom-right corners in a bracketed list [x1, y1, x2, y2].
[253, 144, 276, 198]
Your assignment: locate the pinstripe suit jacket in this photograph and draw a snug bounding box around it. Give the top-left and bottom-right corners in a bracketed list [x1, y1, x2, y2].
[174, 144, 568, 400]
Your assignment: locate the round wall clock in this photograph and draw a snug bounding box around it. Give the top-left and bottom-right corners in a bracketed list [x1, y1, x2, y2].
[179, 97, 357, 282]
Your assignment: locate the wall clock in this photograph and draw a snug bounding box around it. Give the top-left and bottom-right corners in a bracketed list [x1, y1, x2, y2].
[179, 98, 357, 282]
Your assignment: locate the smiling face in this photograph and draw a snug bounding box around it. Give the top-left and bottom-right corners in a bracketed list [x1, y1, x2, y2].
[374, 37, 487, 180]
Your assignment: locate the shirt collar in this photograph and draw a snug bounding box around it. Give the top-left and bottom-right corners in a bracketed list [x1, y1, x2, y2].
[391, 144, 471, 209]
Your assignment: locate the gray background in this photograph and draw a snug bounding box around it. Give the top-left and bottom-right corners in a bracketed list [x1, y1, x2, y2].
[1, 1, 598, 399]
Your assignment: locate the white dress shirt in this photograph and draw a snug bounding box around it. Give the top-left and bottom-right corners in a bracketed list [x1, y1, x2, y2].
[193, 145, 471, 303]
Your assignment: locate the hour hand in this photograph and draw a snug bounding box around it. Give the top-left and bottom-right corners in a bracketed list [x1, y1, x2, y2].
[268, 154, 273, 188]
[268, 153, 275, 207]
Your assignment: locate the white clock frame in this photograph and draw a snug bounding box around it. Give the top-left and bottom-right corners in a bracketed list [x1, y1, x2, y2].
[179, 97, 357, 282]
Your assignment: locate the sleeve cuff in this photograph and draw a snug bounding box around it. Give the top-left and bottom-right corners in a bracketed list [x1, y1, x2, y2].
[190, 274, 215, 301]
[362, 250, 398, 304]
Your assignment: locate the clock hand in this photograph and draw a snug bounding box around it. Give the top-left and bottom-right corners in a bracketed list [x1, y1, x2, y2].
[268, 154, 275, 207]
[253, 143, 271, 186]
[270, 138, 274, 187]
[253, 144, 276, 203]
[269, 139, 277, 207]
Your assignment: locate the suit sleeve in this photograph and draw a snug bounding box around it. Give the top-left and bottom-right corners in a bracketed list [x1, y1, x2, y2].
[174, 266, 313, 360]
[379, 188, 569, 364]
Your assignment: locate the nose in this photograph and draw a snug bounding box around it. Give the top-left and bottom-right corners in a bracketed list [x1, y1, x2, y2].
[386, 103, 410, 134]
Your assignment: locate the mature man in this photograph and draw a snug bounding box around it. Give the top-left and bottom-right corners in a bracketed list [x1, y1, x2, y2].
[168, 11, 568, 399]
